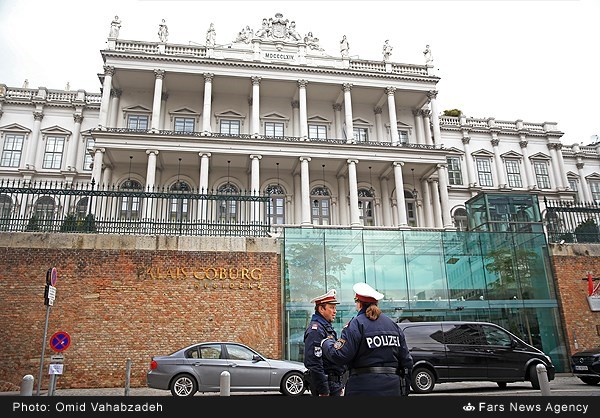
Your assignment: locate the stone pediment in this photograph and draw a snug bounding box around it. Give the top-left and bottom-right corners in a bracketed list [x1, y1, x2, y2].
[529, 152, 551, 160]
[122, 105, 151, 113]
[501, 150, 523, 159]
[41, 125, 72, 136]
[0, 123, 31, 133]
[308, 115, 331, 124]
[471, 149, 494, 157]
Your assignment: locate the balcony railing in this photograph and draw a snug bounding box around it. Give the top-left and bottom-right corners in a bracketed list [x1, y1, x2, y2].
[0, 180, 272, 237]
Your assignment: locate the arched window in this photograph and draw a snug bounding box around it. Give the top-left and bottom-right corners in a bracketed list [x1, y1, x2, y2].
[217, 182, 240, 223]
[34, 196, 56, 230]
[170, 181, 191, 222]
[265, 184, 285, 225]
[453, 207, 468, 231]
[75, 197, 89, 219]
[311, 186, 330, 225]
[119, 179, 143, 220]
[358, 188, 374, 226]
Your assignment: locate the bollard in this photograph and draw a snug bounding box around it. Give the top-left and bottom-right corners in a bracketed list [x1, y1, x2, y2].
[124, 358, 132, 397]
[220, 371, 230, 396]
[20, 375, 34, 396]
[536, 364, 551, 396]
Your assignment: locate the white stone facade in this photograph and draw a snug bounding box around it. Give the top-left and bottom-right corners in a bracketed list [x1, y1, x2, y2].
[0, 13, 596, 230]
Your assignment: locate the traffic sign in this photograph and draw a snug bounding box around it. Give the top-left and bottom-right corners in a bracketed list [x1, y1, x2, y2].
[49, 331, 71, 352]
[50, 267, 57, 286]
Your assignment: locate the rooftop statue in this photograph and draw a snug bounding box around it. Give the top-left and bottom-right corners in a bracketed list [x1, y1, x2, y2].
[109, 15, 121, 39]
[424, 44, 433, 64]
[206, 22, 216, 47]
[233, 13, 319, 46]
[158, 19, 168, 43]
[304, 32, 323, 51]
[340, 35, 349, 58]
[383, 39, 393, 61]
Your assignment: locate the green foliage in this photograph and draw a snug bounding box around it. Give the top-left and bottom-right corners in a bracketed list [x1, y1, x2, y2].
[443, 109, 462, 117]
[575, 218, 600, 243]
[25, 214, 40, 231]
[59, 213, 97, 233]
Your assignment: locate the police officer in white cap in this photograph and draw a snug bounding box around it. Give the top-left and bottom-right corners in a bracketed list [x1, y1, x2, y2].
[303, 289, 347, 396]
[320, 282, 413, 396]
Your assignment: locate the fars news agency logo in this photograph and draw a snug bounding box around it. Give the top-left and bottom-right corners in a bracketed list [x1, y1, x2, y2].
[463, 403, 476, 412]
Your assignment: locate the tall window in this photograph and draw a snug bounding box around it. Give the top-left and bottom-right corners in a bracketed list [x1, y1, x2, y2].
[590, 181, 600, 203]
[358, 188, 374, 226]
[353, 127, 368, 142]
[568, 178, 579, 202]
[447, 157, 463, 185]
[42, 136, 65, 169]
[127, 115, 149, 130]
[0, 194, 12, 230]
[1, 133, 24, 167]
[83, 138, 94, 171]
[75, 198, 89, 219]
[265, 184, 285, 225]
[533, 161, 551, 189]
[405, 190, 417, 227]
[220, 120, 240, 135]
[398, 129, 409, 144]
[33, 196, 55, 230]
[308, 124, 327, 140]
[505, 160, 522, 188]
[311, 186, 330, 225]
[170, 181, 191, 222]
[174, 117, 195, 133]
[119, 179, 143, 220]
[217, 182, 239, 223]
[475, 157, 493, 187]
[265, 122, 284, 137]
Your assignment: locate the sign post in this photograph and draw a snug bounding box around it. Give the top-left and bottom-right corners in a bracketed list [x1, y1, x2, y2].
[37, 267, 58, 396]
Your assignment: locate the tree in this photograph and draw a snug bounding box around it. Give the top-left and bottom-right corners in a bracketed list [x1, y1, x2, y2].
[575, 218, 600, 243]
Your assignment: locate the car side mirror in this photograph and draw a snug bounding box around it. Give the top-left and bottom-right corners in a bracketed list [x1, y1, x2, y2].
[252, 354, 262, 362]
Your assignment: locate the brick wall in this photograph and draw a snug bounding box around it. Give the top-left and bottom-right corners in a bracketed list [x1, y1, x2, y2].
[549, 243, 600, 355]
[0, 233, 281, 390]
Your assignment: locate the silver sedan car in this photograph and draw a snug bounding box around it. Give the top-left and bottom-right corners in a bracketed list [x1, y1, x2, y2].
[147, 341, 308, 396]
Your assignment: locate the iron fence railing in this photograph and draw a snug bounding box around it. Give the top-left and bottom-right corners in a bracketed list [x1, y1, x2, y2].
[544, 198, 600, 243]
[0, 180, 272, 237]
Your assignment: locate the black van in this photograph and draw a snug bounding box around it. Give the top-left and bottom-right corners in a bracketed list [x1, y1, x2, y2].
[398, 321, 555, 394]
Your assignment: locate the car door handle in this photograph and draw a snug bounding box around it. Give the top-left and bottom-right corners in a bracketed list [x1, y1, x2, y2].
[229, 363, 238, 367]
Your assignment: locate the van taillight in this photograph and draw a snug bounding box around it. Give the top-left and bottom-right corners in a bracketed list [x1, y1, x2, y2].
[150, 360, 158, 370]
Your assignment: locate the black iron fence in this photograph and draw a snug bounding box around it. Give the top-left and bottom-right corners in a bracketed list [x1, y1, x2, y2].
[544, 198, 600, 243]
[0, 180, 272, 237]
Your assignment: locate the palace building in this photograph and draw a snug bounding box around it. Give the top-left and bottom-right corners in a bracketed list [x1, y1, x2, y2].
[1, 13, 599, 389]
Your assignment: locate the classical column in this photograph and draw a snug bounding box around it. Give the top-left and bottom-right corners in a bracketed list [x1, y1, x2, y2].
[575, 162, 590, 202]
[101, 165, 112, 189]
[292, 100, 300, 137]
[150, 70, 165, 131]
[413, 109, 424, 145]
[342, 83, 354, 143]
[519, 136, 535, 189]
[109, 88, 121, 128]
[251, 76, 261, 136]
[145, 150, 159, 190]
[374, 107, 384, 142]
[437, 164, 453, 228]
[555, 143, 570, 190]
[380, 176, 392, 226]
[386, 87, 399, 145]
[298, 80, 308, 139]
[547, 143, 564, 190]
[333, 103, 343, 139]
[65, 114, 83, 171]
[422, 109, 433, 145]
[198, 152, 211, 193]
[431, 179, 442, 228]
[491, 133, 507, 188]
[422, 179, 433, 227]
[293, 171, 301, 224]
[427, 90, 442, 144]
[337, 174, 348, 225]
[202, 73, 214, 134]
[299, 157, 311, 225]
[347, 159, 360, 226]
[462, 135, 476, 187]
[250, 154, 262, 223]
[393, 162, 408, 226]
[160, 92, 169, 130]
[23, 111, 43, 169]
[98, 66, 114, 127]
[91, 148, 105, 186]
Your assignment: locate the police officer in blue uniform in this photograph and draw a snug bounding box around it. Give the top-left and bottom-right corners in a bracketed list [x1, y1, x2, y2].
[321, 283, 413, 396]
[303, 289, 347, 396]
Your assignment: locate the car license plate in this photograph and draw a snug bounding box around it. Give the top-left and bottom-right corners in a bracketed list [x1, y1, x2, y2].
[574, 365, 588, 371]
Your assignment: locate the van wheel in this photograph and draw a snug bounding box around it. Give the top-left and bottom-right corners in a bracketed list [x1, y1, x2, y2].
[528, 366, 540, 390]
[411, 367, 435, 394]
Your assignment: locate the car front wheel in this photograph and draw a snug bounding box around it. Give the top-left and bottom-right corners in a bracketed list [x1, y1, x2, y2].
[280, 371, 306, 396]
[411, 367, 435, 394]
[170, 373, 197, 397]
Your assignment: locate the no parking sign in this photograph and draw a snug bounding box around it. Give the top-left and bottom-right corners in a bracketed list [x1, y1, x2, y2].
[49, 331, 71, 352]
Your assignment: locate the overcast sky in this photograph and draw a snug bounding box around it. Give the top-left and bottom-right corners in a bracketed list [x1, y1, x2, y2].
[0, 0, 598, 145]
